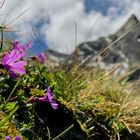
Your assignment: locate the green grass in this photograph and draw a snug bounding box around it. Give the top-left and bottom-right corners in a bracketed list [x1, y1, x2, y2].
[49, 65, 140, 139]
[0, 9, 140, 139]
[1, 46, 140, 139]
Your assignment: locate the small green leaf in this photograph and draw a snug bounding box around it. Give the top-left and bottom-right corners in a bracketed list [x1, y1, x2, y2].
[5, 102, 16, 113]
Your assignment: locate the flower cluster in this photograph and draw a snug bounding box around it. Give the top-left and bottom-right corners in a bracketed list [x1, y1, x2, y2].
[1, 40, 58, 140]
[1, 42, 30, 78]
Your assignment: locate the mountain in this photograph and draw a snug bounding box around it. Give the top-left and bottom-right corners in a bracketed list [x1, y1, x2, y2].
[109, 14, 140, 65]
[45, 15, 140, 73]
[45, 49, 69, 66]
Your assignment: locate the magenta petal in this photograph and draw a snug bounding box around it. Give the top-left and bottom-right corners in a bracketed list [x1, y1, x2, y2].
[11, 42, 27, 58]
[12, 42, 24, 51]
[9, 71, 19, 78]
[12, 41, 31, 52]
[6, 49, 18, 64]
[46, 87, 54, 101]
[50, 102, 58, 109]
[47, 92, 53, 101]
[38, 97, 48, 102]
[13, 50, 24, 60]
[12, 42, 21, 49]
[2, 53, 9, 65]
[12, 61, 27, 67]
[5, 136, 12, 140]
[11, 67, 26, 74]
[15, 135, 22, 140]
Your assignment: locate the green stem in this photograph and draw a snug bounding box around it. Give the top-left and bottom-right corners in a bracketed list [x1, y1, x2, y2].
[0, 106, 19, 127]
[53, 124, 74, 140]
[0, 27, 4, 51]
[0, 79, 20, 110]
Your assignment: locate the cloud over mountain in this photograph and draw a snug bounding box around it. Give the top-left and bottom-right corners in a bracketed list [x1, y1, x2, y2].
[1, 0, 140, 54]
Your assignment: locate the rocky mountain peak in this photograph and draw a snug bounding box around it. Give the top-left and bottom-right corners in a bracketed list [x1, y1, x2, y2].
[115, 14, 140, 37]
[45, 15, 140, 73]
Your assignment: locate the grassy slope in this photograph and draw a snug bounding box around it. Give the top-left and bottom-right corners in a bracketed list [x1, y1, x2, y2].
[50, 64, 140, 139]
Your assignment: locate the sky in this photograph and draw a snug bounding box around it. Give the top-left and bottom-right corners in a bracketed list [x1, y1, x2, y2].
[0, 0, 140, 54]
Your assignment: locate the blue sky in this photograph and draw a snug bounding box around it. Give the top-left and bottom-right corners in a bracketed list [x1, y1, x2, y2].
[1, 0, 140, 55]
[84, 0, 112, 15]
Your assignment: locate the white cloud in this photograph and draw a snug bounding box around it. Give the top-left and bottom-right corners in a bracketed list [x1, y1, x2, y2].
[1, 0, 140, 54]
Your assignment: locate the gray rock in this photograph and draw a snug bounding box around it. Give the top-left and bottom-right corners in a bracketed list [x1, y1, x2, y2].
[110, 14, 140, 65]
[127, 67, 140, 82]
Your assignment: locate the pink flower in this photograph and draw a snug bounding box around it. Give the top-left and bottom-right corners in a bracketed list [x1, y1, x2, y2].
[27, 87, 58, 109]
[2, 43, 27, 78]
[12, 42, 31, 58]
[31, 53, 46, 64]
[38, 87, 58, 109]
[5, 136, 11, 140]
[37, 53, 46, 64]
[4, 135, 22, 140]
[14, 135, 22, 140]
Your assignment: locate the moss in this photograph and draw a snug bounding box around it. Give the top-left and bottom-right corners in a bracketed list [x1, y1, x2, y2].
[0, 111, 26, 140]
[29, 88, 45, 97]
